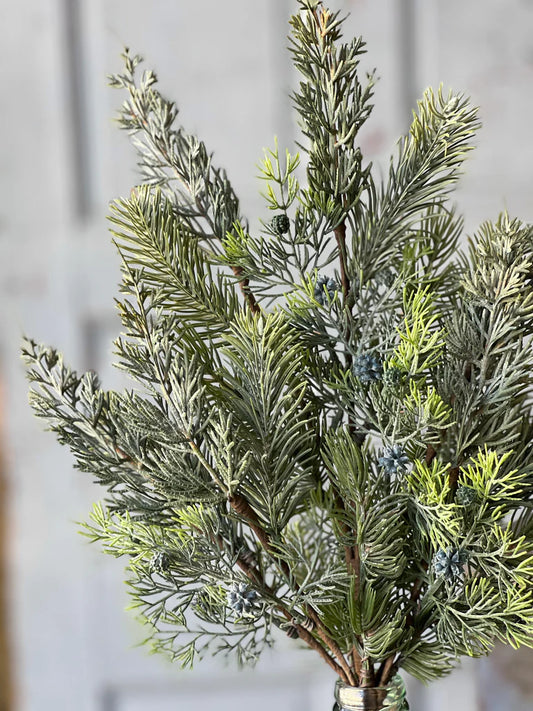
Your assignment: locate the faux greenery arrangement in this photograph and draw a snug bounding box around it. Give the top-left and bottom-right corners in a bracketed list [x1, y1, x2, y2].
[22, 1, 533, 708]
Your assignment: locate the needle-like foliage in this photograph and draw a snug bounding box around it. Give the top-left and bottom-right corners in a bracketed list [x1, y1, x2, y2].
[22, 0, 533, 701]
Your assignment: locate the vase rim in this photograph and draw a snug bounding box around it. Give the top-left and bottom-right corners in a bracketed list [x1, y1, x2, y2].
[334, 675, 406, 711]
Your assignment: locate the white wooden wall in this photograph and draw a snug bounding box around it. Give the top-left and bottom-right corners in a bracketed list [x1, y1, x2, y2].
[2, 1, 533, 710]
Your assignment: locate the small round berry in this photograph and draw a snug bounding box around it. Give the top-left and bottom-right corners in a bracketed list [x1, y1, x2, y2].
[378, 444, 410, 475]
[432, 547, 466, 582]
[227, 582, 258, 615]
[314, 274, 338, 305]
[353, 353, 383, 383]
[271, 214, 290, 234]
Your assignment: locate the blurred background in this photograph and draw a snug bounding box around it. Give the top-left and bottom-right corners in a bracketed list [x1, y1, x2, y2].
[2, 0, 533, 709]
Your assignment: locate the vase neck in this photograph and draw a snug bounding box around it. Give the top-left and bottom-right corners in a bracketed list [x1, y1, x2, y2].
[333, 676, 408, 711]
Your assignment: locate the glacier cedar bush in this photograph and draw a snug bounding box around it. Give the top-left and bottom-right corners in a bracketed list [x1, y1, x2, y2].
[23, 0, 533, 694]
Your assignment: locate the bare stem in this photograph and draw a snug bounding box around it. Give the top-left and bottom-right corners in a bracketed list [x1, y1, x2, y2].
[228, 492, 355, 683]
[231, 264, 261, 315]
[377, 654, 397, 686]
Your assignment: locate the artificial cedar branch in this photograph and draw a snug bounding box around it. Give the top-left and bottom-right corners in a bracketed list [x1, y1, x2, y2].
[123, 79, 261, 316]
[115, 447, 351, 680]
[230, 493, 356, 684]
[323, 0, 363, 661]
[376, 579, 425, 686]
[208, 94, 366, 667]
[328, 225, 365, 684]
[234, 549, 351, 682]
[31, 356, 346, 681]
[121, 186, 260, 316]
[229, 498, 356, 683]
[128, 274, 352, 673]
[110, 450, 352, 681]
[148, 136, 261, 315]
[194, 526, 351, 683]
[327, 359, 366, 682]
[114, 360, 352, 681]
[101, 454, 349, 681]
[332, 179, 363, 679]
[110, 464, 351, 681]
[331, 222, 359, 576]
[330, 490, 362, 679]
[374, 447, 438, 686]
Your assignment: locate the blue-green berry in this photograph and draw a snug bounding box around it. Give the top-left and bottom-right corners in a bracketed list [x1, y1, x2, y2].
[378, 444, 410, 475]
[314, 274, 338, 305]
[353, 353, 383, 383]
[227, 582, 257, 614]
[432, 548, 466, 582]
[271, 214, 290, 234]
[455, 486, 477, 507]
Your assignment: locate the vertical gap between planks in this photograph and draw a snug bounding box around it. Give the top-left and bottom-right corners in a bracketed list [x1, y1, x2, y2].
[63, 0, 93, 219]
[398, 0, 418, 130]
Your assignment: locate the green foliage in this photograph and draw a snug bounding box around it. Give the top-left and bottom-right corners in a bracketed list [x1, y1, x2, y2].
[110, 186, 240, 338]
[22, 0, 533, 694]
[391, 287, 446, 376]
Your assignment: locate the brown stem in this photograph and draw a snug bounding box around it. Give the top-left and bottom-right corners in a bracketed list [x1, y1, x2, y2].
[234, 552, 265, 590]
[211, 535, 350, 683]
[380, 560, 430, 688]
[334, 221, 354, 374]
[405, 576, 425, 630]
[377, 654, 397, 686]
[231, 265, 261, 315]
[425, 444, 437, 466]
[448, 465, 460, 490]
[334, 222, 350, 306]
[352, 645, 362, 680]
[333, 493, 363, 681]
[345, 538, 361, 595]
[229, 492, 355, 683]
[295, 623, 350, 681]
[305, 606, 357, 685]
[277, 609, 349, 682]
[228, 493, 290, 575]
[360, 657, 375, 688]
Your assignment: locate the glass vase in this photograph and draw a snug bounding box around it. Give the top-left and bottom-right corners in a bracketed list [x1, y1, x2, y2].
[333, 675, 409, 711]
